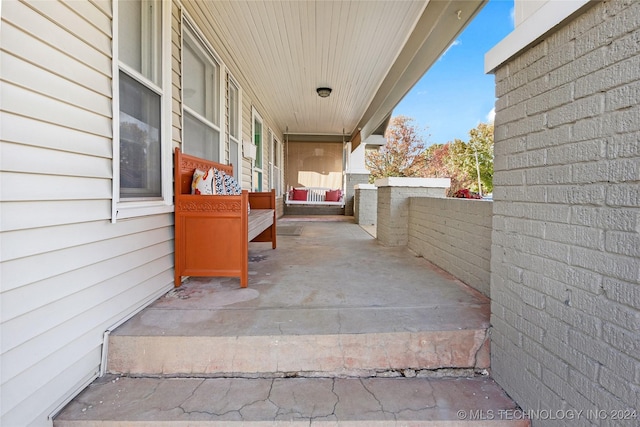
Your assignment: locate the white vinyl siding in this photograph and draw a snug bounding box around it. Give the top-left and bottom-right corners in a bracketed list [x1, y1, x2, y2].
[0, 1, 174, 426]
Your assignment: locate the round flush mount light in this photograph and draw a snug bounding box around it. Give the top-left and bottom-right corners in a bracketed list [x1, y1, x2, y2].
[316, 87, 332, 98]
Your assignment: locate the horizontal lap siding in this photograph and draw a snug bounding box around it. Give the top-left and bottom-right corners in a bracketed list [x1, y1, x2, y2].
[0, 1, 174, 426]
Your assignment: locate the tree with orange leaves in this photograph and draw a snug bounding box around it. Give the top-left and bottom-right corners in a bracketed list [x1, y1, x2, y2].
[365, 116, 427, 182]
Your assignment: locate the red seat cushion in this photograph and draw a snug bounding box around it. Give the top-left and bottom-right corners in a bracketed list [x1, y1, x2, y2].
[325, 189, 342, 202]
[292, 188, 308, 201]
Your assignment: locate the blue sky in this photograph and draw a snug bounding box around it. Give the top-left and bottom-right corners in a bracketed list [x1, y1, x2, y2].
[393, 0, 514, 146]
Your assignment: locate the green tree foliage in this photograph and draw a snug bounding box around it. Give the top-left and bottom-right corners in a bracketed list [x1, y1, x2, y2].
[449, 123, 494, 194]
[365, 116, 494, 195]
[423, 143, 473, 196]
[365, 116, 427, 182]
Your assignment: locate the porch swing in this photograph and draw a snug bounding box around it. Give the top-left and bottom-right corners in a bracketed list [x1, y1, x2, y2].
[284, 130, 346, 208]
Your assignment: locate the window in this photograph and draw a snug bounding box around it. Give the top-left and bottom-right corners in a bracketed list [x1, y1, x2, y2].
[228, 78, 241, 180]
[269, 131, 282, 195]
[252, 109, 263, 192]
[182, 27, 221, 162]
[117, 0, 164, 201]
[274, 136, 283, 195]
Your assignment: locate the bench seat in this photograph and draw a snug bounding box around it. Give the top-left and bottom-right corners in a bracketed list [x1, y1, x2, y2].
[173, 148, 276, 288]
[248, 209, 275, 241]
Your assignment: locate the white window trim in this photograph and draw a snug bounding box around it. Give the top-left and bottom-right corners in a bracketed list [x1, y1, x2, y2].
[181, 15, 226, 163]
[228, 74, 243, 178]
[251, 107, 264, 192]
[112, 0, 173, 222]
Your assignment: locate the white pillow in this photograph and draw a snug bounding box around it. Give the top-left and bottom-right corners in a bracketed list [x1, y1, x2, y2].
[191, 168, 214, 195]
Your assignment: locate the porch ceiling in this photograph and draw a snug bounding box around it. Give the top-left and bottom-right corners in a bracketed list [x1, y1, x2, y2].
[189, 0, 486, 146]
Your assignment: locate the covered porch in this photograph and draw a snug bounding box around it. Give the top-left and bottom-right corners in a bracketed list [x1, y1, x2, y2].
[55, 217, 526, 425]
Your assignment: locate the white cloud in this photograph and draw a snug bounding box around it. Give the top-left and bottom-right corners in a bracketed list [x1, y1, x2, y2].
[439, 40, 461, 60]
[486, 107, 496, 123]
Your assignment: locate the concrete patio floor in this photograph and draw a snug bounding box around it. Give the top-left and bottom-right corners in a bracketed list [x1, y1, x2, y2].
[107, 216, 491, 376]
[55, 216, 529, 426]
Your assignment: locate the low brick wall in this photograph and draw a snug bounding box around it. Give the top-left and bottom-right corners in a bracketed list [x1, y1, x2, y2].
[408, 198, 493, 297]
[354, 184, 377, 225]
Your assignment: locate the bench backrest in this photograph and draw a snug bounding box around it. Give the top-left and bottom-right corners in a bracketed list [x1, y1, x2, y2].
[175, 148, 234, 196]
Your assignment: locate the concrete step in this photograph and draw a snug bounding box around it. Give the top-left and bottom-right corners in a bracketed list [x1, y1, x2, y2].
[106, 306, 490, 376]
[54, 375, 529, 426]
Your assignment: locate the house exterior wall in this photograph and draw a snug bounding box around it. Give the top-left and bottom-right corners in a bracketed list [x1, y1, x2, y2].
[490, 0, 640, 422]
[0, 1, 285, 426]
[0, 1, 175, 426]
[408, 198, 492, 297]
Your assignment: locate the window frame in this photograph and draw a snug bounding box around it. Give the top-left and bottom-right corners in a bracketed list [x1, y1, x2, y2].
[251, 108, 264, 192]
[227, 76, 242, 180]
[181, 20, 224, 162]
[112, 0, 173, 222]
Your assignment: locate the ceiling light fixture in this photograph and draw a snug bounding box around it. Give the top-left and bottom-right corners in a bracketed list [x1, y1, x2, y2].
[316, 87, 332, 98]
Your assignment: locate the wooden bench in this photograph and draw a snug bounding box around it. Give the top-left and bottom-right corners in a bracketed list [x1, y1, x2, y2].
[174, 148, 276, 288]
[284, 187, 344, 207]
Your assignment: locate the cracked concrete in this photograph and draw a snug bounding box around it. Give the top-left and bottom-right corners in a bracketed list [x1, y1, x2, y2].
[55, 219, 526, 426]
[108, 220, 491, 377]
[55, 375, 529, 426]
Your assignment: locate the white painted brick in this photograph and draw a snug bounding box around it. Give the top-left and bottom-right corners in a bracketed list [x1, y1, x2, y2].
[570, 206, 639, 231]
[526, 124, 572, 150]
[602, 277, 640, 309]
[526, 84, 573, 116]
[598, 366, 636, 408]
[546, 139, 605, 165]
[609, 158, 640, 182]
[602, 322, 639, 355]
[506, 149, 546, 170]
[546, 222, 604, 250]
[606, 183, 640, 207]
[576, 54, 640, 99]
[533, 40, 575, 78]
[605, 230, 640, 257]
[546, 183, 607, 205]
[548, 93, 605, 128]
[522, 270, 572, 304]
[544, 333, 600, 380]
[569, 42, 609, 79]
[570, 246, 637, 282]
[491, 2, 640, 417]
[605, 80, 640, 111]
[526, 164, 573, 185]
[565, 266, 604, 295]
[595, 296, 640, 332]
[572, 114, 618, 141]
[567, 329, 611, 366]
[509, 40, 548, 75]
[546, 297, 602, 338]
[505, 114, 547, 139]
[571, 161, 610, 184]
[607, 15, 640, 62]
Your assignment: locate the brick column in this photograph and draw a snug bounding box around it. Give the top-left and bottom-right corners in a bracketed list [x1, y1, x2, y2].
[375, 177, 450, 246]
[354, 184, 377, 225]
[345, 173, 370, 216]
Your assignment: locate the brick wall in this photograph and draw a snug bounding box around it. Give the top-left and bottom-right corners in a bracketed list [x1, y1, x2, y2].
[354, 185, 377, 225]
[408, 198, 492, 297]
[490, 0, 639, 423]
[377, 183, 448, 246]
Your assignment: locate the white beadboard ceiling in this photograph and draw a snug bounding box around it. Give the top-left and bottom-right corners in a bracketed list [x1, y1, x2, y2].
[189, 0, 487, 144]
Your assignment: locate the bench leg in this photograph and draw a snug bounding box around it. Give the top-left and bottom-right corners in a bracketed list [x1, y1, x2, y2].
[240, 270, 248, 288]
